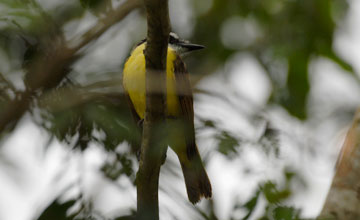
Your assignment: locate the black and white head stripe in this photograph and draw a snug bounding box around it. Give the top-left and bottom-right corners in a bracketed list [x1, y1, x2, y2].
[136, 32, 204, 54]
[169, 32, 188, 45]
[137, 32, 188, 46]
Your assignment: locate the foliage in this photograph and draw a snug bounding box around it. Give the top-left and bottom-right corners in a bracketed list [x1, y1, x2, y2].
[0, 0, 355, 219]
[79, 0, 112, 15]
[234, 170, 302, 220]
[37, 199, 77, 220]
[216, 131, 239, 158]
[191, 0, 352, 119]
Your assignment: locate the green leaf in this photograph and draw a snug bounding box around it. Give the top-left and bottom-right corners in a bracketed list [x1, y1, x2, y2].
[241, 189, 261, 220]
[273, 206, 300, 220]
[261, 181, 291, 204]
[321, 47, 354, 74]
[216, 131, 240, 158]
[202, 119, 216, 128]
[79, 0, 112, 16]
[37, 199, 76, 220]
[282, 51, 310, 119]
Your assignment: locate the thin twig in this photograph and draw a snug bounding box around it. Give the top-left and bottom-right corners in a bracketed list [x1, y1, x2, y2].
[70, 0, 142, 51]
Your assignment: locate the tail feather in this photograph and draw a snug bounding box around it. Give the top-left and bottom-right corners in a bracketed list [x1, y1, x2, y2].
[180, 155, 212, 204]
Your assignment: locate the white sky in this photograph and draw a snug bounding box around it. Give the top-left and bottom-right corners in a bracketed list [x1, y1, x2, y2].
[0, 0, 360, 220]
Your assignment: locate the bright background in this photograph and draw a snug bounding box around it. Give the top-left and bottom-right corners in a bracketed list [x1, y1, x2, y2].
[0, 0, 359, 219]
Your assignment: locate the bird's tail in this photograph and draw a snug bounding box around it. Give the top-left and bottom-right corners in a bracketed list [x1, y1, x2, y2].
[178, 145, 212, 204]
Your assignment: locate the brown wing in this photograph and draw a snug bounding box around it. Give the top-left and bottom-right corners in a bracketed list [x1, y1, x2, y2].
[173, 55, 197, 159]
[174, 55, 212, 203]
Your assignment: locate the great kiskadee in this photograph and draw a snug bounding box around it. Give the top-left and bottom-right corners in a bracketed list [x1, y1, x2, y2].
[122, 32, 212, 204]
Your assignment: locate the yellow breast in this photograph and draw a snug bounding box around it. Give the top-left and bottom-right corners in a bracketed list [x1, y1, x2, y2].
[122, 43, 180, 119]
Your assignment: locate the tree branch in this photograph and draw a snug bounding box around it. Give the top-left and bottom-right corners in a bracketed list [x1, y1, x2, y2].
[70, 0, 142, 51]
[318, 108, 360, 219]
[136, 0, 170, 219]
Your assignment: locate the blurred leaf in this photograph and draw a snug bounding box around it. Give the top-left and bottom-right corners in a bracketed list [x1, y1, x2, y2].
[191, 0, 352, 120]
[231, 171, 302, 220]
[259, 122, 280, 156]
[79, 0, 112, 15]
[79, 0, 102, 8]
[257, 173, 302, 219]
[241, 189, 261, 220]
[41, 88, 139, 152]
[37, 199, 76, 220]
[202, 119, 216, 128]
[282, 52, 309, 119]
[273, 206, 300, 220]
[216, 131, 240, 158]
[320, 46, 354, 73]
[101, 153, 134, 181]
[84, 100, 137, 151]
[284, 170, 295, 183]
[0, 0, 49, 35]
[261, 181, 291, 204]
[46, 106, 81, 143]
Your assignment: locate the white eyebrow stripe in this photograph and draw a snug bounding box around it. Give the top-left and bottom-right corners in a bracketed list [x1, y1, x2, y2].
[170, 32, 179, 39]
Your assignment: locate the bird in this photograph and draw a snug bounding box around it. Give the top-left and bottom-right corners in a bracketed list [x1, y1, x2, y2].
[122, 32, 212, 204]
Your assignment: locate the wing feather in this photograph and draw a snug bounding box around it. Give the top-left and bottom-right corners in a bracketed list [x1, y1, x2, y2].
[173, 55, 197, 159]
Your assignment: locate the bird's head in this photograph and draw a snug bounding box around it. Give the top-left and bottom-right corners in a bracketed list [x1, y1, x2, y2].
[168, 32, 204, 55]
[136, 32, 204, 55]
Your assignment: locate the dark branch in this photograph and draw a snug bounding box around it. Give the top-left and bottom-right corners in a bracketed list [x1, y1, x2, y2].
[136, 0, 170, 219]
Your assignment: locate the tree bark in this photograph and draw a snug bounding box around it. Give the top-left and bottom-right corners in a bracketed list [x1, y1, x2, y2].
[318, 108, 360, 219]
[136, 0, 170, 219]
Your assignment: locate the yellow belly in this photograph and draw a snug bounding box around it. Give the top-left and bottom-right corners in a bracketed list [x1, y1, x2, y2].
[122, 44, 180, 119]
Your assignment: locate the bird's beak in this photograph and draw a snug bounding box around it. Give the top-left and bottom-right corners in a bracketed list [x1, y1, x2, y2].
[178, 43, 205, 52]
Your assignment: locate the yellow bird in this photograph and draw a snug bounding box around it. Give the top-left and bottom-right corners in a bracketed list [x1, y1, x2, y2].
[122, 32, 211, 204]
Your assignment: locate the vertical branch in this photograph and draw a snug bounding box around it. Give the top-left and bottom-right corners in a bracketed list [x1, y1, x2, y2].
[318, 109, 360, 219]
[136, 0, 170, 219]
